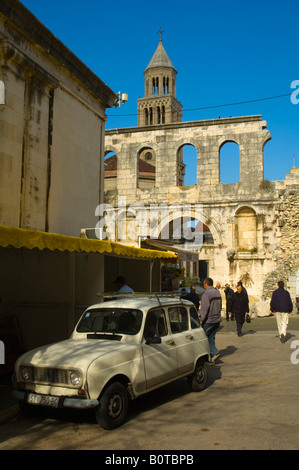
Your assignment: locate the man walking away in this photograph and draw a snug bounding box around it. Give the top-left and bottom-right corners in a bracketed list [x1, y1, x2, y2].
[200, 278, 222, 364]
[270, 281, 293, 343]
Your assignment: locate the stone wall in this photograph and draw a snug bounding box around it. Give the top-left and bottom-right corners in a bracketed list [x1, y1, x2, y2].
[104, 114, 299, 301]
[105, 115, 270, 204]
[0, 0, 116, 236]
[262, 170, 299, 302]
[104, 116, 297, 299]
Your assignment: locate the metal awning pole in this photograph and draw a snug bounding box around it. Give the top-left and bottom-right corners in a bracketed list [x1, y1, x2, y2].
[150, 259, 154, 293]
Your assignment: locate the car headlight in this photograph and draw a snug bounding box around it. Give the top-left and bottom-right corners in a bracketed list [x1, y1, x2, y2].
[21, 366, 31, 381]
[70, 370, 82, 386]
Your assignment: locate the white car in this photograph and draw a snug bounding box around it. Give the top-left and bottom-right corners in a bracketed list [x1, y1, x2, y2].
[13, 294, 210, 429]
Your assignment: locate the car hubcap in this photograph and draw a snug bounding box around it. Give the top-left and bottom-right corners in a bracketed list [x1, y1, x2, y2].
[196, 366, 205, 384]
[108, 393, 123, 419]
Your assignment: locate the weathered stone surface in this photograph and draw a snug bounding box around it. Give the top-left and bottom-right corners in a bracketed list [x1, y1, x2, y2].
[104, 40, 299, 304]
[250, 300, 272, 318]
[0, 0, 116, 236]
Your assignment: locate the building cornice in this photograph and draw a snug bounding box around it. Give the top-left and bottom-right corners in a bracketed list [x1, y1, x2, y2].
[106, 115, 264, 135]
[0, 0, 117, 108]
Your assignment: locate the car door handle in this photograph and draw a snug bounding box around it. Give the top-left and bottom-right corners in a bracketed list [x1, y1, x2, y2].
[186, 334, 194, 340]
[166, 339, 175, 346]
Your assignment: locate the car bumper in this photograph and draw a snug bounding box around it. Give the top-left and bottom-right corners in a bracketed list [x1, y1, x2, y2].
[13, 389, 99, 409]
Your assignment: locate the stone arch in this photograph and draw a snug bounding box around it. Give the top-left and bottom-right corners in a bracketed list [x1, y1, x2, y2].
[137, 146, 156, 188]
[218, 136, 241, 149]
[104, 149, 118, 191]
[219, 140, 240, 184]
[176, 140, 199, 186]
[261, 130, 272, 180]
[201, 213, 221, 246]
[235, 206, 257, 251]
[262, 130, 271, 151]
[104, 144, 119, 156]
[153, 206, 221, 247]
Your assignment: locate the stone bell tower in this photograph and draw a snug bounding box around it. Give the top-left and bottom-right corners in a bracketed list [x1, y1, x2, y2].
[137, 37, 183, 126]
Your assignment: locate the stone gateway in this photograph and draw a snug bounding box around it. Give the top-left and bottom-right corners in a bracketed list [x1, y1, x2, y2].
[104, 39, 299, 304]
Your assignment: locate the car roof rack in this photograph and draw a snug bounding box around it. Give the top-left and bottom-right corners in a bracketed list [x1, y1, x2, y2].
[96, 292, 183, 306]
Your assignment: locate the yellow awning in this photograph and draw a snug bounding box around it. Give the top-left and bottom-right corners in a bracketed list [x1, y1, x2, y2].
[0, 225, 177, 261]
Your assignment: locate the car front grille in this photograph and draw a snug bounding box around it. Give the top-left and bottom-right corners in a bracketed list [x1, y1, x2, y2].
[32, 367, 69, 385]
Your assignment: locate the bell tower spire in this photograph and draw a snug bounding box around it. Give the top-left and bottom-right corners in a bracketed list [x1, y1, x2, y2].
[137, 35, 182, 126]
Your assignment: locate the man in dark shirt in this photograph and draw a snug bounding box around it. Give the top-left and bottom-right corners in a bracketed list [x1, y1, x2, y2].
[185, 286, 200, 311]
[230, 284, 249, 337]
[224, 283, 234, 321]
[270, 281, 293, 343]
[200, 278, 222, 363]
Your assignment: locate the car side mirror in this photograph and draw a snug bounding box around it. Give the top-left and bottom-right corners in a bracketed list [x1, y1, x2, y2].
[145, 336, 162, 345]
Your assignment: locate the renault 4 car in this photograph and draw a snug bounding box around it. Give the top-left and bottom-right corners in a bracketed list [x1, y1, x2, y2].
[13, 294, 210, 429]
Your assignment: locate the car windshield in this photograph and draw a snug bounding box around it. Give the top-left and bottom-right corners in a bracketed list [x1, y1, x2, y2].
[76, 308, 143, 335]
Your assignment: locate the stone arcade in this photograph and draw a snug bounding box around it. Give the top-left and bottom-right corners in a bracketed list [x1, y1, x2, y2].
[104, 38, 299, 303]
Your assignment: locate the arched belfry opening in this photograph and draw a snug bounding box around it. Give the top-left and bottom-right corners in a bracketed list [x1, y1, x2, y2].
[137, 38, 182, 126]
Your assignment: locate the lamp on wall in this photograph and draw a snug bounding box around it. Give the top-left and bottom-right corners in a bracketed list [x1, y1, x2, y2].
[114, 91, 128, 108]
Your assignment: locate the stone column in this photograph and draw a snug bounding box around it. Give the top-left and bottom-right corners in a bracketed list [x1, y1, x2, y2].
[239, 130, 269, 184]
[197, 138, 220, 187]
[116, 143, 138, 198]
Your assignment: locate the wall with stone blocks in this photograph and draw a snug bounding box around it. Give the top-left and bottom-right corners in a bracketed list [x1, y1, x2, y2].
[105, 119, 299, 301]
[0, 2, 115, 236]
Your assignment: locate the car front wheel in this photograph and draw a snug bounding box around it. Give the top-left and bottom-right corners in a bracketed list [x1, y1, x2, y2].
[96, 382, 129, 430]
[188, 359, 208, 392]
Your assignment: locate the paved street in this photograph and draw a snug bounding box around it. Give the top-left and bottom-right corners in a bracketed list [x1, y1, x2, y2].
[0, 316, 299, 451]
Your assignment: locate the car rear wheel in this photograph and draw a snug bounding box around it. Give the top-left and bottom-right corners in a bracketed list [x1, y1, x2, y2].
[96, 382, 129, 430]
[188, 359, 208, 392]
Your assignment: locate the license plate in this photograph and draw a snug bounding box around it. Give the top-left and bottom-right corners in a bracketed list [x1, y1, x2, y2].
[27, 393, 59, 408]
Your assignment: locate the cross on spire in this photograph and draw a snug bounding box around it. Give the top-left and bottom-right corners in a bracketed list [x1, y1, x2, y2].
[157, 28, 164, 40]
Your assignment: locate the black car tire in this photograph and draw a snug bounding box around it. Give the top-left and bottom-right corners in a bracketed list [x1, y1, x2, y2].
[96, 382, 129, 430]
[188, 358, 208, 392]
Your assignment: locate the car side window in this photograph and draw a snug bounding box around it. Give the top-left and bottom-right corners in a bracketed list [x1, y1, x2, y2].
[144, 309, 168, 340]
[168, 307, 189, 334]
[190, 307, 200, 329]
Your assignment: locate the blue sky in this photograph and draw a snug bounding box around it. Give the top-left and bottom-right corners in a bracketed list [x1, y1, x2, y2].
[20, 0, 299, 184]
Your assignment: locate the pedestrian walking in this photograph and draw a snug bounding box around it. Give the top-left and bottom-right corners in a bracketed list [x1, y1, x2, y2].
[199, 278, 222, 364]
[270, 280, 293, 343]
[185, 285, 200, 311]
[230, 284, 249, 336]
[224, 283, 234, 320]
[180, 287, 188, 299]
